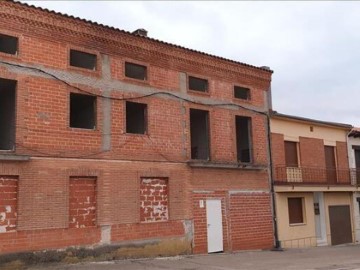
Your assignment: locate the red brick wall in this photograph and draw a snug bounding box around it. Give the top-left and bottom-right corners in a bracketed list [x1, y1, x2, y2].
[191, 191, 274, 254]
[69, 177, 97, 228]
[0, 0, 273, 256]
[299, 137, 326, 168]
[192, 192, 229, 254]
[336, 141, 349, 170]
[140, 178, 168, 222]
[0, 227, 100, 254]
[191, 168, 270, 190]
[336, 141, 350, 183]
[271, 133, 285, 167]
[0, 1, 271, 166]
[0, 176, 18, 233]
[229, 193, 273, 250]
[111, 220, 184, 242]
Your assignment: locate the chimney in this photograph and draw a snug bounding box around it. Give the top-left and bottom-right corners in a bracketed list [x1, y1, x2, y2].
[132, 28, 148, 37]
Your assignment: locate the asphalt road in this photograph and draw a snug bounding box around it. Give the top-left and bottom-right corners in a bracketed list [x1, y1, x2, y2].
[26, 244, 360, 270]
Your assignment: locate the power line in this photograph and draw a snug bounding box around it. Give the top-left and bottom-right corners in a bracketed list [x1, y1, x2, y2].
[1, 59, 268, 162]
[0, 60, 267, 115]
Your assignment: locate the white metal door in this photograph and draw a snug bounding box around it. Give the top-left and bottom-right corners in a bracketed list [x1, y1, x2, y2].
[206, 199, 223, 253]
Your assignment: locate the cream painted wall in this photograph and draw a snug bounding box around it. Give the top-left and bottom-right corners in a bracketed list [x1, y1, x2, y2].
[271, 118, 347, 145]
[275, 192, 317, 248]
[323, 192, 354, 245]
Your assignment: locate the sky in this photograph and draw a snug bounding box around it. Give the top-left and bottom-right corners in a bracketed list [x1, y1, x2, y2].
[21, 1, 360, 126]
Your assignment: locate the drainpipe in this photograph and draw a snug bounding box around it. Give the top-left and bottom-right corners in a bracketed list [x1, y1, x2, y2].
[266, 113, 282, 250]
[261, 68, 282, 250]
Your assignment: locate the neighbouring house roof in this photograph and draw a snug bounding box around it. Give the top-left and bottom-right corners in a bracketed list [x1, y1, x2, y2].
[9, 0, 273, 74]
[270, 110, 353, 130]
[349, 128, 360, 138]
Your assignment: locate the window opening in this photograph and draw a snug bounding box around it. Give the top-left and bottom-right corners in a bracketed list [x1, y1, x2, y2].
[234, 86, 250, 100]
[188, 76, 208, 92]
[0, 78, 16, 150]
[70, 50, 97, 70]
[125, 62, 147, 80]
[70, 93, 96, 129]
[0, 34, 18, 55]
[126, 101, 147, 134]
[236, 116, 252, 163]
[190, 109, 210, 160]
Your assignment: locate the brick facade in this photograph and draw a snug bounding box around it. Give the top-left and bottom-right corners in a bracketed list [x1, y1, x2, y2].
[0, 1, 274, 256]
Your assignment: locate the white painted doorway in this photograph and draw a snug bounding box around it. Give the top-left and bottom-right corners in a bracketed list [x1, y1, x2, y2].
[206, 199, 223, 253]
[314, 192, 327, 246]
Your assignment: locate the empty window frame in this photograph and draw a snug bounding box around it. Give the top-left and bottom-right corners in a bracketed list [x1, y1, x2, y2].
[235, 116, 252, 163]
[190, 109, 210, 160]
[69, 49, 97, 70]
[285, 141, 299, 167]
[234, 86, 250, 100]
[288, 197, 304, 224]
[125, 62, 147, 80]
[188, 76, 208, 92]
[70, 93, 96, 129]
[0, 34, 18, 55]
[126, 101, 147, 134]
[0, 78, 16, 150]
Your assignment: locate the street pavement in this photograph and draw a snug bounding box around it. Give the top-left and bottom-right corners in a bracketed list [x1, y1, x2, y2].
[27, 244, 360, 270]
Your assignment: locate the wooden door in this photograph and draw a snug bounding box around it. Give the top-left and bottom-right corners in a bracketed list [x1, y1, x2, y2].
[329, 205, 352, 245]
[325, 146, 337, 184]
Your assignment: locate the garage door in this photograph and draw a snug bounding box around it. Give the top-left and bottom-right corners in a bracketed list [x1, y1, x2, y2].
[329, 205, 352, 245]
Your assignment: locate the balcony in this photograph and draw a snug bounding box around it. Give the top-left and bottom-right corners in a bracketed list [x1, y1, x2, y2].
[274, 166, 360, 186]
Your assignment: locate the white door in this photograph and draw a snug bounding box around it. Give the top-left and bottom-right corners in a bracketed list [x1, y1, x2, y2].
[206, 199, 223, 253]
[314, 192, 327, 246]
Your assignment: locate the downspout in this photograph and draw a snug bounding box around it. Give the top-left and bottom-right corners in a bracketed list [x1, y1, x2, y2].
[261, 69, 282, 250]
[266, 112, 282, 250]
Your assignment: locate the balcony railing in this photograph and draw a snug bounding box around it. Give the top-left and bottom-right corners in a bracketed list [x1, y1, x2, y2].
[274, 166, 360, 186]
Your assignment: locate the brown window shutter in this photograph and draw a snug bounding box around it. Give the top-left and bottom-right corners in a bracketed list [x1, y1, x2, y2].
[285, 141, 298, 167]
[288, 197, 303, 224]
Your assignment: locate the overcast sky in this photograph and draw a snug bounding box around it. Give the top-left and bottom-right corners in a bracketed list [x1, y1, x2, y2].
[21, 1, 360, 126]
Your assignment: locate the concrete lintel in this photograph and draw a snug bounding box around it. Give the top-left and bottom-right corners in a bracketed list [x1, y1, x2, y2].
[192, 190, 214, 194]
[187, 161, 267, 171]
[0, 154, 30, 161]
[229, 189, 270, 195]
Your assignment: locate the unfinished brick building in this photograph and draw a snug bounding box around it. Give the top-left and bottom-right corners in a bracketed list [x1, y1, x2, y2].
[0, 1, 274, 257]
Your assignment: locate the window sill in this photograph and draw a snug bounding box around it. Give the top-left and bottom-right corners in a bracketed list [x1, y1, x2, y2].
[0, 153, 30, 161]
[123, 77, 150, 86]
[125, 132, 148, 136]
[233, 97, 252, 103]
[69, 127, 98, 132]
[67, 65, 101, 77]
[0, 51, 18, 59]
[187, 89, 210, 97]
[187, 161, 267, 170]
[289, 223, 306, 227]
